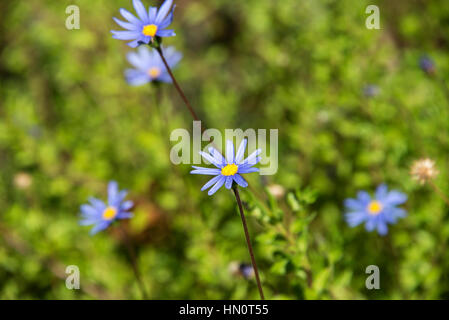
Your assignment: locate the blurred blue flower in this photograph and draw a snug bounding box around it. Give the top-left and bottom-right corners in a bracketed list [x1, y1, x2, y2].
[363, 84, 380, 98]
[229, 261, 254, 279]
[111, 0, 176, 48]
[191, 139, 261, 196]
[419, 55, 435, 74]
[125, 46, 181, 85]
[79, 181, 134, 235]
[344, 184, 407, 236]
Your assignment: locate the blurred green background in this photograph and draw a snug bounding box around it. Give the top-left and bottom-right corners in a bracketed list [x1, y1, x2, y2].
[1, 0, 449, 299]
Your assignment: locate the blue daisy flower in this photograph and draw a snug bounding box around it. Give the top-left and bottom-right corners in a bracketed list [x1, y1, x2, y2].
[344, 184, 407, 236]
[111, 0, 176, 48]
[191, 139, 261, 196]
[79, 181, 134, 235]
[125, 45, 181, 85]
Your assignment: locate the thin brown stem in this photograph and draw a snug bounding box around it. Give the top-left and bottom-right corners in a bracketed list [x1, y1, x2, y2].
[155, 45, 216, 144]
[232, 186, 265, 300]
[155, 46, 200, 121]
[429, 180, 449, 207]
[118, 225, 149, 299]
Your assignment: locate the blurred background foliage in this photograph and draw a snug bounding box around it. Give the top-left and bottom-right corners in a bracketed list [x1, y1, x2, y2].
[1, 0, 449, 299]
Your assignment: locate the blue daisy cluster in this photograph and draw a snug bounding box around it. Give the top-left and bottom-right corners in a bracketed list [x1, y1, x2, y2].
[81, 0, 415, 241]
[111, 0, 182, 86]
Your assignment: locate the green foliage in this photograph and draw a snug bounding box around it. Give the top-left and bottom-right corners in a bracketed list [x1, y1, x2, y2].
[1, 0, 449, 299]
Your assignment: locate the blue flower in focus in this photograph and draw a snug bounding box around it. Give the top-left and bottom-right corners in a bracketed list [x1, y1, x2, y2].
[344, 184, 407, 236]
[419, 55, 435, 74]
[79, 181, 134, 235]
[111, 0, 176, 48]
[125, 46, 181, 85]
[191, 139, 261, 196]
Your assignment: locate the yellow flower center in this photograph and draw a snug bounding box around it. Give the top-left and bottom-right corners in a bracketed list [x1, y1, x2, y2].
[148, 67, 161, 78]
[221, 164, 238, 176]
[102, 206, 118, 220]
[367, 200, 383, 215]
[142, 24, 158, 37]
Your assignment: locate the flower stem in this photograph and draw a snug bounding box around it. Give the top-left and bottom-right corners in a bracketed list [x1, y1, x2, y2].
[429, 180, 449, 207]
[155, 44, 265, 299]
[155, 46, 200, 121]
[118, 225, 149, 299]
[232, 185, 265, 300]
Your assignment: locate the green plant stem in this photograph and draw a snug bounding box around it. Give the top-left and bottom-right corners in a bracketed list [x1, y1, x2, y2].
[233, 186, 265, 300]
[118, 225, 149, 299]
[156, 45, 265, 299]
[429, 180, 449, 207]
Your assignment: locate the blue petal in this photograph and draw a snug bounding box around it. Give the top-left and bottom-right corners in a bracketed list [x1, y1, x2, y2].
[356, 191, 371, 205]
[89, 221, 110, 235]
[112, 30, 140, 40]
[201, 175, 223, 191]
[376, 221, 388, 236]
[133, 0, 149, 22]
[208, 176, 226, 196]
[208, 147, 226, 166]
[120, 8, 141, 25]
[235, 139, 247, 163]
[225, 176, 233, 189]
[113, 17, 139, 31]
[79, 217, 101, 226]
[107, 181, 119, 204]
[156, 29, 176, 37]
[127, 50, 146, 69]
[199, 151, 222, 168]
[240, 149, 261, 165]
[148, 7, 157, 22]
[155, 0, 173, 24]
[163, 46, 183, 67]
[345, 211, 367, 227]
[365, 217, 377, 232]
[127, 40, 141, 48]
[80, 204, 99, 217]
[190, 166, 221, 175]
[125, 69, 150, 86]
[226, 140, 235, 164]
[233, 174, 248, 188]
[157, 72, 172, 83]
[239, 157, 261, 168]
[238, 167, 259, 174]
[121, 200, 134, 211]
[384, 191, 407, 206]
[88, 197, 106, 211]
[344, 198, 365, 211]
[384, 207, 406, 223]
[117, 212, 134, 219]
[375, 184, 388, 201]
[158, 6, 175, 29]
